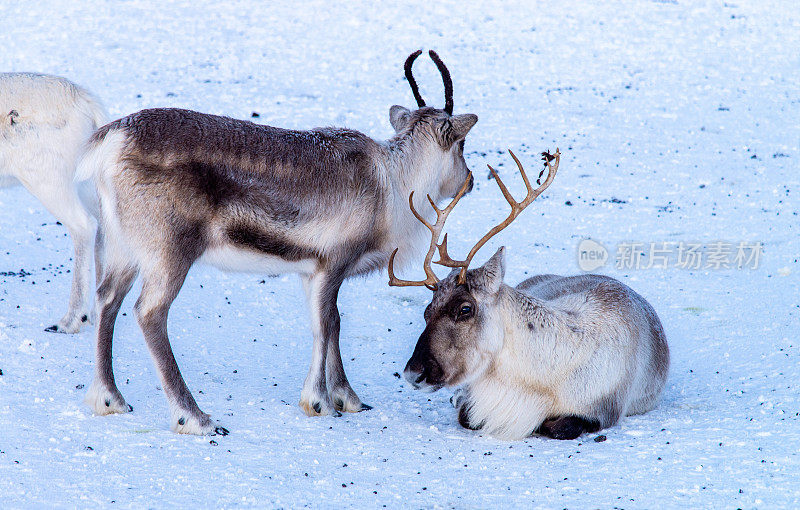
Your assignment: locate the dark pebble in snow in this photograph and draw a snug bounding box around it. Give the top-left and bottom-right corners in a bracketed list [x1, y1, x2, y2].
[209, 440, 218, 446]
[252, 112, 260, 118]
[393, 372, 401, 378]
[565, 201, 573, 206]
[594, 435, 607, 442]
[76, 384, 84, 389]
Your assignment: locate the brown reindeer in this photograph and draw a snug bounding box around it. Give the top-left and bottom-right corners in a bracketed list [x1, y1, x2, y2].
[76, 51, 478, 435]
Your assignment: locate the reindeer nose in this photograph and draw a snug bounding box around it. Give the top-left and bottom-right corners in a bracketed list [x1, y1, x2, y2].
[403, 359, 426, 388]
[403, 354, 444, 391]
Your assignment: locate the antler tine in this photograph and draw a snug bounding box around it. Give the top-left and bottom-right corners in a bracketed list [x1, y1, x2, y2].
[487, 164, 517, 206]
[428, 50, 454, 115]
[388, 172, 473, 289]
[515, 147, 559, 208]
[404, 50, 426, 108]
[388, 248, 435, 289]
[426, 194, 442, 215]
[434, 233, 464, 268]
[407, 192, 435, 233]
[451, 149, 560, 284]
[509, 149, 532, 193]
[530, 147, 560, 202]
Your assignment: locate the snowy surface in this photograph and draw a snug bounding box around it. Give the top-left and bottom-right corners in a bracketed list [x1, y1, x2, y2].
[1, 0, 799, 508]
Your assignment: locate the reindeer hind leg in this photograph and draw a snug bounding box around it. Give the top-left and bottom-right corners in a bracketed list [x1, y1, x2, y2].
[85, 264, 137, 415]
[134, 254, 226, 435]
[19, 172, 97, 333]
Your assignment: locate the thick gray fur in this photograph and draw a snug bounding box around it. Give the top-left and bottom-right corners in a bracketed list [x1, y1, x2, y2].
[404, 247, 670, 440]
[78, 101, 477, 434]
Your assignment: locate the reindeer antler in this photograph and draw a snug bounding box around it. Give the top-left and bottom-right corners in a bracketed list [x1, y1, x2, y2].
[403, 50, 454, 114]
[388, 172, 473, 290]
[404, 50, 426, 108]
[428, 50, 453, 115]
[436, 148, 560, 284]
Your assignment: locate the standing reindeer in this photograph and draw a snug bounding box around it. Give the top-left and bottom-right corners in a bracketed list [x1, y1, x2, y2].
[390, 150, 670, 440]
[76, 50, 478, 435]
[1, 73, 107, 333]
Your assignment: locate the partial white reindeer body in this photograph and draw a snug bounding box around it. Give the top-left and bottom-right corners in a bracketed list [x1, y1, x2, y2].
[0, 73, 107, 332]
[393, 150, 669, 440]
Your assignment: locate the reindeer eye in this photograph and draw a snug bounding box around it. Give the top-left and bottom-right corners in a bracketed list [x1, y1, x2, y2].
[456, 302, 473, 320]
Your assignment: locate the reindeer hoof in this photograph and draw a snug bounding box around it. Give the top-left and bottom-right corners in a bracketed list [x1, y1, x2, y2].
[535, 415, 601, 440]
[299, 398, 340, 417]
[85, 382, 130, 416]
[450, 388, 467, 409]
[172, 411, 221, 435]
[47, 311, 93, 334]
[330, 387, 366, 413]
[359, 403, 373, 411]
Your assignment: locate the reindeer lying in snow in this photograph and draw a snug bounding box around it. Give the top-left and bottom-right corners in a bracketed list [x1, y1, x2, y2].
[390, 150, 670, 440]
[76, 50, 478, 435]
[0, 73, 107, 333]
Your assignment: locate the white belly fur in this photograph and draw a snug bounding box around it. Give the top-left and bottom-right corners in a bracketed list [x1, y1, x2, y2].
[199, 244, 316, 276]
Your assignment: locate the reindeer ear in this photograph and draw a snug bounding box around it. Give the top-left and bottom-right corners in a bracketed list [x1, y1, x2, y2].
[471, 246, 505, 294]
[451, 114, 477, 140]
[438, 113, 478, 148]
[390, 105, 411, 132]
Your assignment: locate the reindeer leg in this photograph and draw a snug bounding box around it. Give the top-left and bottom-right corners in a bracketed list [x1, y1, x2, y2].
[311, 258, 370, 413]
[325, 286, 370, 413]
[135, 261, 226, 435]
[93, 219, 105, 287]
[85, 265, 137, 415]
[299, 272, 339, 417]
[75, 179, 104, 287]
[535, 415, 601, 440]
[19, 174, 96, 333]
[451, 389, 482, 430]
[302, 262, 369, 415]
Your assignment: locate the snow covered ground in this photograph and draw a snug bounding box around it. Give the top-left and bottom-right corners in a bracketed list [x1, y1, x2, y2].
[1, 0, 798, 507]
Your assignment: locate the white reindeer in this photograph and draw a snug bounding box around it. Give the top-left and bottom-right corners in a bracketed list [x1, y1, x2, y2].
[390, 150, 670, 440]
[0, 73, 107, 333]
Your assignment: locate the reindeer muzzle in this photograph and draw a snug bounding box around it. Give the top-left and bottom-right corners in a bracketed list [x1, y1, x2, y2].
[404, 330, 445, 392]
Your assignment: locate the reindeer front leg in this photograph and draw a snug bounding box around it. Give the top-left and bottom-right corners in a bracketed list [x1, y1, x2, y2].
[324, 290, 371, 414]
[299, 272, 338, 416]
[300, 264, 369, 416]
